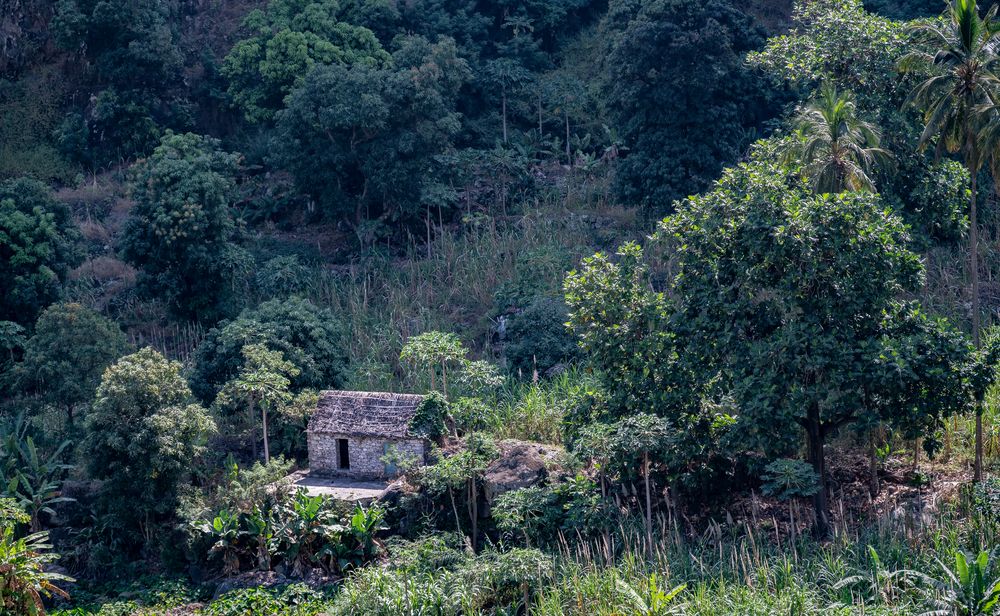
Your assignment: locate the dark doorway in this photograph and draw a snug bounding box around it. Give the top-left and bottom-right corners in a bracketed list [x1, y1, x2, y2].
[337, 438, 350, 469]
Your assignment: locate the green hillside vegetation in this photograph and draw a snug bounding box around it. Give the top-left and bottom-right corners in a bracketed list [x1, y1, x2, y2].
[9, 0, 1000, 614]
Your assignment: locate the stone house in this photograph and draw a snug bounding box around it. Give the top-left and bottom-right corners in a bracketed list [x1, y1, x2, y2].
[307, 390, 428, 479]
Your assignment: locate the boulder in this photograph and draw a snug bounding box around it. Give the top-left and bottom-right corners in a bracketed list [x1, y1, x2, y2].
[482, 440, 562, 505]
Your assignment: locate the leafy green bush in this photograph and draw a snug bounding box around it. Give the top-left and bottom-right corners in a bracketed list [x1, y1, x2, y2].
[503, 296, 577, 375]
[202, 584, 332, 616]
[255, 255, 313, 300]
[973, 478, 1000, 522]
[760, 459, 820, 500]
[0, 498, 74, 615]
[119, 131, 245, 319]
[191, 297, 348, 402]
[409, 391, 449, 441]
[0, 177, 82, 325]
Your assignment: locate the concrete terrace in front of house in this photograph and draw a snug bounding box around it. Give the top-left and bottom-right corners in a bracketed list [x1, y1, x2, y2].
[290, 470, 389, 501]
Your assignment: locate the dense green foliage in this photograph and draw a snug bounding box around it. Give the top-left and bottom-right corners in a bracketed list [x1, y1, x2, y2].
[17, 303, 129, 424]
[274, 36, 469, 226]
[190, 297, 347, 402]
[83, 348, 216, 550]
[0, 178, 81, 325]
[222, 0, 390, 123]
[603, 0, 784, 209]
[10, 0, 1000, 612]
[119, 132, 244, 319]
[51, 0, 186, 168]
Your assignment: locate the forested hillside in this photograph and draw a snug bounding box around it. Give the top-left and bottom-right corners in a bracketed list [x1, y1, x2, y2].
[8, 0, 1000, 613]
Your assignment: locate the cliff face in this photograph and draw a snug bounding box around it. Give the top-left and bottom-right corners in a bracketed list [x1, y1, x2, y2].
[0, 0, 54, 76]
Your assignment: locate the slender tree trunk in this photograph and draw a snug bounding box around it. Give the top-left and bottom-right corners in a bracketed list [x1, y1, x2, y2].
[502, 89, 508, 144]
[644, 450, 653, 558]
[972, 167, 984, 482]
[448, 486, 463, 538]
[250, 398, 258, 460]
[468, 478, 478, 551]
[538, 94, 543, 136]
[565, 111, 571, 167]
[262, 403, 270, 463]
[869, 434, 880, 497]
[806, 408, 830, 538]
[442, 360, 448, 400]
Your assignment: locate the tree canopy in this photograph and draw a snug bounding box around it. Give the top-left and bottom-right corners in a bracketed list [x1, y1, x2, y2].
[18, 303, 129, 424]
[83, 348, 216, 548]
[190, 297, 348, 402]
[119, 132, 245, 319]
[222, 0, 391, 123]
[0, 178, 81, 326]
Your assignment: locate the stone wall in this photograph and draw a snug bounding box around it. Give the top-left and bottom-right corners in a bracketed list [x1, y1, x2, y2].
[308, 432, 426, 479]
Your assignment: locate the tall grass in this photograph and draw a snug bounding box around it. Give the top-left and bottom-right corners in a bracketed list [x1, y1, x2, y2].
[307, 196, 639, 392]
[332, 499, 1000, 615]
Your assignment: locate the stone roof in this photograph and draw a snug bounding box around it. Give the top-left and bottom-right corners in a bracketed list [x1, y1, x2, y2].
[308, 390, 424, 438]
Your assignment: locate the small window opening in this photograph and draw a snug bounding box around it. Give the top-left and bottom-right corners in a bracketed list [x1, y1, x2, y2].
[337, 438, 350, 469]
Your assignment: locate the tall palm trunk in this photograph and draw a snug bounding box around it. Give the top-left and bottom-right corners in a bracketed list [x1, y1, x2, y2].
[972, 164, 984, 482]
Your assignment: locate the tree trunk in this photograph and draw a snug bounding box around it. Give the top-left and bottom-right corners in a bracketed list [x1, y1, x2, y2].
[448, 486, 463, 538]
[426, 204, 432, 260]
[262, 403, 270, 464]
[806, 408, 830, 538]
[644, 450, 653, 558]
[972, 167, 984, 483]
[468, 478, 478, 551]
[538, 94, 543, 137]
[502, 89, 508, 144]
[869, 435, 880, 497]
[250, 398, 258, 460]
[565, 111, 571, 167]
[442, 360, 448, 400]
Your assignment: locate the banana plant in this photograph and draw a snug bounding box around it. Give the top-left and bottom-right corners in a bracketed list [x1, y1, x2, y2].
[902, 549, 1000, 615]
[616, 573, 686, 616]
[0, 416, 74, 531]
[195, 509, 243, 575]
[242, 505, 276, 572]
[347, 504, 386, 560]
[0, 500, 74, 616]
[274, 490, 344, 576]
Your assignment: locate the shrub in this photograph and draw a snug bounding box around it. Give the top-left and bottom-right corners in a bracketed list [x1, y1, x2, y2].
[503, 296, 577, 375]
[190, 297, 348, 402]
[119, 132, 245, 319]
[0, 177, 82, 325]
[409, 392, 449, 442]
[202, 584, 332, 616]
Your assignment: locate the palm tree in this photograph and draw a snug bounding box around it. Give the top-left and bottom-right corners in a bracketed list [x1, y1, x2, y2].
[782, 82, 891, 194]
[900, 0, 1000, 482]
